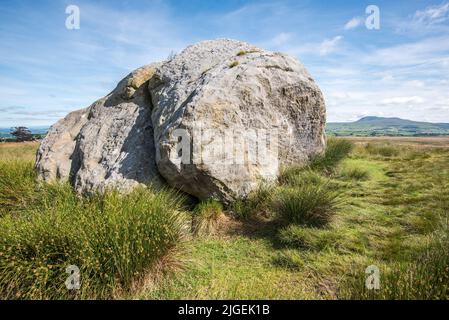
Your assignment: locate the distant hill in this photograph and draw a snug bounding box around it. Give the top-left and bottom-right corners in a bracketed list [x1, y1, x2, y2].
[327, 116, 449, 137]
[2, 117, 449, 139]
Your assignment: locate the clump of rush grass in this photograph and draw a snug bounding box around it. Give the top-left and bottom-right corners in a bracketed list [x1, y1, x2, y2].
[275, 171, 342, 227]
[230, 182, 277, 220]
[229, 61, 239, 68]
[279, 169, 324, 187]
[364, 143, 399, 157]
[0, 184, 188, 299]
[192, 199, 224, 236]
[309, 138, 354, 173]
[339, 167, 370, 181]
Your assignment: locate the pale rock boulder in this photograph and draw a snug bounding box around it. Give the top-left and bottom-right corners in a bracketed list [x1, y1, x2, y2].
[36, 107, 89, 181]
[150, 39, 326, 202]
[36, 39, 326, 202]
[36, 64, 164, 192]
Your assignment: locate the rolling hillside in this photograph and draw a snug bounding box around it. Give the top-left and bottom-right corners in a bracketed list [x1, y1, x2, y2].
[327, 116, 449, 136]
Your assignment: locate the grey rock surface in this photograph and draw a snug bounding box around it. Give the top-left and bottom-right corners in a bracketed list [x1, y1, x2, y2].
[36, 39, 326, 201]
[36, 64, 164, 192]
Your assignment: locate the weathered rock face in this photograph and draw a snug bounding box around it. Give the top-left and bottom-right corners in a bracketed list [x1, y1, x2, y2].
[36, 64, 164, 192]
[36, 39, 326, 202]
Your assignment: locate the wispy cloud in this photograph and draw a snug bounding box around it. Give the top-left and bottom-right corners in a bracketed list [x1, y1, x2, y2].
[1, 0, 449, 126]
[344, 17, 363, 30]
[319, 36, 343, 56]
[414, 2, 449, 25]
[381, 96, 425, 105]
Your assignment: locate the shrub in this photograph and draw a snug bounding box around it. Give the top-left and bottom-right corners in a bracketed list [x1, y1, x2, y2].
[310, 138, 354, 173]
[275, 177, 341, 227]
[192, 199, 224, 236]
[229, 61, 239, 68]
[0, 185, 188, 299]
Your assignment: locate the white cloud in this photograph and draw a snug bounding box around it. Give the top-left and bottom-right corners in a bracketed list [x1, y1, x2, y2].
[381, 96, 425, 105]
[414, 2, 449, 25]
[344, 17, 363, 30]
[405, 80, 425, 88]
[363, 36, 449, 66]
[319, 36, 343, 56]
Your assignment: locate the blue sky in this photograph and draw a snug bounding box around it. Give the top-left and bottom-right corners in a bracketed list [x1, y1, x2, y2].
[1, 0, 449, 126]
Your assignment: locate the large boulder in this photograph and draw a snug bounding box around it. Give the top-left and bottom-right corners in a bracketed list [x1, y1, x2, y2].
[36, 39, 326, 202]
[36, 64, 164, 192]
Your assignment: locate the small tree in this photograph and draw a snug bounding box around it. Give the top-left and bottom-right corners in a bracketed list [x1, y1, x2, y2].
[11, 127, 33, 142]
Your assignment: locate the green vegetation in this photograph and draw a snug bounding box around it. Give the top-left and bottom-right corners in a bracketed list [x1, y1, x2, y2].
[229, 61, 239, 68]
[309, 138, 354, 173]
[142, 138, 449, 299]
[339, 166, 370, 181]
[0, 146, 188, 299]
[327, 116, 449, 137]
[230, 182, 276, 220]
[276, 177, 341, 227]
[1, 137, 449, 300]
[364, 143, 399, 157]
[192, 199, 224, 236]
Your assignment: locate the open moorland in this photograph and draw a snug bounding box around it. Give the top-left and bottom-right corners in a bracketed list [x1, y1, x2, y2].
[0, 137, 448, 299]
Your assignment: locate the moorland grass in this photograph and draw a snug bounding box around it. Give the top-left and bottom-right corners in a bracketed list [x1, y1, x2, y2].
[309, 138, 354, 173]
[1, 138, 449, 300]
[276, 182, 341, 227]
[0, 184, 188, 299]
[0, 143, 188, 299]
[143, 139, 449, 300]
[230, 182, 276, 220]
[364, 142, 399, 157]
[192, 199, 224, 236]
[339, 166, 370, 181]
[339, 220, 449, 300]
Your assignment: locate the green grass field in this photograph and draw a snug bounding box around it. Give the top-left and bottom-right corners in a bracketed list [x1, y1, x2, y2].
[0, 138, 448, 300]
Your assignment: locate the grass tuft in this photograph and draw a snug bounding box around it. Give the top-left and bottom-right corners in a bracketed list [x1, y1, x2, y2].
[230, 183, 276, 220]
[310, 138, 354, 173]
[192, 199, 224, 236]
[0, 185, 188, 299]
[339, 167, 370, 181]
[275, 173, 342, 227]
